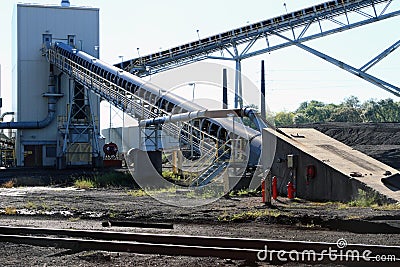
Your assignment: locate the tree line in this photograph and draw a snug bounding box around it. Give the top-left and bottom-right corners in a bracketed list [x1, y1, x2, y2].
[273, 96, 400, 127]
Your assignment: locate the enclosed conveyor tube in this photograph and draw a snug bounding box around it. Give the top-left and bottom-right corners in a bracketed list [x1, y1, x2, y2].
[0, 67, 61, 129]
[139, 109, 243, 127]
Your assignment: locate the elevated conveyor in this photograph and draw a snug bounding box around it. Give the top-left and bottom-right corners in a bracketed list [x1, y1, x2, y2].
[119, 0, 397, 77]
[46, 43, 263, 187]
[45, 0, 398, 188]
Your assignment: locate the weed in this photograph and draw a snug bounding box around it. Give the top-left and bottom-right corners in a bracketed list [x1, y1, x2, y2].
[346, 215, 363, 220]
[25, 201, 37, 209]
[336, 203, 350, 210]
[374, 203, 400, 210]
[185, 191, 196, 199]
[162, 170, 181, 182]
[108, 212, 117, 218]
[1, 180, 14, 188]
[218, 209, 282, 222]
[40, 202, 49, 210]
[68, 217, 81, 222]
[127, 189, 148, 197]
[231, 189, 261, 197]
[71, 171, 136, 189]
[74, 179, 95, 189]
[5, 207, 17, 215]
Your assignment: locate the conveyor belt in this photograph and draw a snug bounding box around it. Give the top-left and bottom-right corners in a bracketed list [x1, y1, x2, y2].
[119, 0, 393, 77]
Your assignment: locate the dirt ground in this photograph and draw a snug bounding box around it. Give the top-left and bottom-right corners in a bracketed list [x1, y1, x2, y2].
[0, 123, 400, 266]
[0, 186, 399, 266]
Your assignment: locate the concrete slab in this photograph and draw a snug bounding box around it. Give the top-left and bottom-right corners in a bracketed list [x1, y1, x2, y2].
[263, 128, 400, 203]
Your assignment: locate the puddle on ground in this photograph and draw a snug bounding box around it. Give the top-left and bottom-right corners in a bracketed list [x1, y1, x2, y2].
[0, 187, 83, 197]
[0, 208, 105, 218]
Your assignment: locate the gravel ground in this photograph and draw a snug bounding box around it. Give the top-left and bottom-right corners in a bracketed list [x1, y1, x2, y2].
[0, 187, 399, 266]
[1, 123, 400, 266]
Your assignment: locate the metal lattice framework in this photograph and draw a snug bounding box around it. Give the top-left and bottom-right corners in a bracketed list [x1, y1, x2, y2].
[119, 0, 400, 107]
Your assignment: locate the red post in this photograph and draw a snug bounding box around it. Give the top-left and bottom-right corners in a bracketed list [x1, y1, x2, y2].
[272, 176, 278, 200]
[261, 178, 266, 203]
[287, 181, 295, 200]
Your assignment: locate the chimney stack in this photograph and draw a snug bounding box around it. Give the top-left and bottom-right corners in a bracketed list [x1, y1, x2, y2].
[61, 0, 70, 7]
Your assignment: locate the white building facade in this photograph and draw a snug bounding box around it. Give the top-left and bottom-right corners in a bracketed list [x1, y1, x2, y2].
[12, 4, 100, 167]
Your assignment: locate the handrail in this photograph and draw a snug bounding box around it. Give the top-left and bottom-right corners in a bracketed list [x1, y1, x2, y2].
[47, 48, 219, 160]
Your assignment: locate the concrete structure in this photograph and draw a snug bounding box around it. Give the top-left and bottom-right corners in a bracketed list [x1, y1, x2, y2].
[12, 4, 100, 167]
[262, 128, 400, 203]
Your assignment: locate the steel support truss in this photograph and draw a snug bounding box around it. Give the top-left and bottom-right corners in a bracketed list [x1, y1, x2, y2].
[57, 79, 101, 167]
[272, 31, 400, 96]
[119, 0, 399, 107]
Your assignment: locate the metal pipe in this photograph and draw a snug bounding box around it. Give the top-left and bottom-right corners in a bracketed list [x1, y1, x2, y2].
[222, 68, 228, 109]
[0, 69, 59, 129]
[139, 109, 242, 127]
[139, 107, 272, 132]
[260, 60, 266, 120]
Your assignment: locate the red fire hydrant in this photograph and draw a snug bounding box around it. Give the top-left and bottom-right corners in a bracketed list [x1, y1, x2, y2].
[261, 178, 266, 203]
[272, 176, 278, 200]
[287, 181, 295, 200]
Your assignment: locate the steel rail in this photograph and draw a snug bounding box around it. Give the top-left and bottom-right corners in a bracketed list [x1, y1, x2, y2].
[0, 226, 399, 265]
[0, 234, 259, 261]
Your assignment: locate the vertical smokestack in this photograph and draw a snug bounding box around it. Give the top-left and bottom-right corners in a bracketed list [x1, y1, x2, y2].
[222, 68, 228, 109]
[261, 60, 266, 119]
[61, 0, 70, 7]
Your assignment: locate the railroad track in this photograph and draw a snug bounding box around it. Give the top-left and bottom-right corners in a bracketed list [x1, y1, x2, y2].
[0, 226, 399, 265]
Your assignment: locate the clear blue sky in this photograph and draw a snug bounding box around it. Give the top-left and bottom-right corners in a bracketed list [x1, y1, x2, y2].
[1, 0, 399, 119]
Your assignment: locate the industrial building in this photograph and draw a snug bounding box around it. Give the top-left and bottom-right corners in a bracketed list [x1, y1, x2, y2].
[0, 0, 398, 204]
[8, 3, 101, 168]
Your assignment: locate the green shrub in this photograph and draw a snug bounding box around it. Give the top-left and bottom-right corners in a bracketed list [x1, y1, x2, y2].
[348, 189, 380, 207]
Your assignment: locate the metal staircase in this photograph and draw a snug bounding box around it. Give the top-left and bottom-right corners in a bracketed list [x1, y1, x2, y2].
[191, 161, 229, 187]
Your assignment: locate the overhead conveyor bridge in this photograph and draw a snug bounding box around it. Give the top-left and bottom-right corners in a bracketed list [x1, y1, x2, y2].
[119, 0, 397, 78]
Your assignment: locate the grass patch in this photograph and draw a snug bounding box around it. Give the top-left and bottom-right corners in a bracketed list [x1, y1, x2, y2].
[1, 180, 14, 188]
[374, 203, 400, 210]
[127, 187, 177, 197]
[229, 189, 260, 197]
[218, 209, 282, 222]
[74, 179, 95, 190]
[162, 170, 181, 181]
[68, 217, 81, 222]
[25, 201, 37, 209]
[127, 189, 148, 197]
[94, 172, 135, 187]
[72, 171, 136, 189]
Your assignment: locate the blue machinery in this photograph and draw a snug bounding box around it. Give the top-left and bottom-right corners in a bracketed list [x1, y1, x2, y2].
[44, 0, 399, 187]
